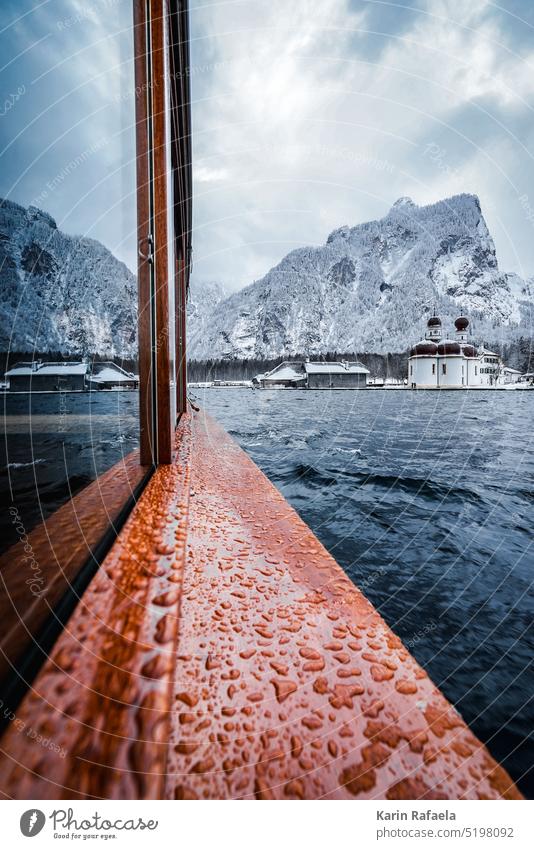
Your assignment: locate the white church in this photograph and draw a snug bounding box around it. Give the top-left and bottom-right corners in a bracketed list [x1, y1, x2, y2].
[408, 314, 520, 388]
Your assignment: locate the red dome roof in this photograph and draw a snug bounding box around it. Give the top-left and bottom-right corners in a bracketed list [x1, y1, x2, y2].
[437, 340, 461, 355]
[427, 316, 441, 327]
[410, 341, 438, 356]
[455, 316, 469, 331]
[462, 344, 477, 358]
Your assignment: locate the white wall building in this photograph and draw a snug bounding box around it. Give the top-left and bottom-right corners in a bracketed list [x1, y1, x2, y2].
[408, 315, 519, 388]
[254, 360, 369, 389]
[498, 366, 523, 385]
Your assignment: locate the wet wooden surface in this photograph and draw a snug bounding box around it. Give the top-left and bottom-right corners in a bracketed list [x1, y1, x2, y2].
[0, 449, 148, 684]
[0, 411, 522, 799]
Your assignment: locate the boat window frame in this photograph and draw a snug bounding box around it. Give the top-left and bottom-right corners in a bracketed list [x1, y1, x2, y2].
[0, 0, 192, 712]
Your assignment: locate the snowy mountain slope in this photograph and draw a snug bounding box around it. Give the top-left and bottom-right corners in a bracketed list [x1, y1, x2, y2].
[2, 194, 532, 361]
[0, 198, 137, 357]
[188, 194, 533, 359]
[186, 279, 226, 354]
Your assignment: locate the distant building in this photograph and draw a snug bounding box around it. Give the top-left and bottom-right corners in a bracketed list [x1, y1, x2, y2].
[499, 367, 523, 385]
[87, 362, 139, 390]
[368, 377, 406, 387]
[4, 360, 139, 392]
[254, 362, 307, 388]
[408, 315, 521, 388]
[5, 361, 88, 392]
[478, 348, 501, 385]
[304, 361, 369, 389]
[254, 360, 369, 389]
[210, 380, 252, 388]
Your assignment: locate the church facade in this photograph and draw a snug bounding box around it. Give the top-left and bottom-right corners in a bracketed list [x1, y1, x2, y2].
[408, 315, 505, 388]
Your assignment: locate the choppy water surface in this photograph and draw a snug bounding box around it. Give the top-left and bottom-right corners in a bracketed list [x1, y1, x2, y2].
[2, 387, 533, 795]
[194, 387, 534, 796]
[1, 391, 138, 551]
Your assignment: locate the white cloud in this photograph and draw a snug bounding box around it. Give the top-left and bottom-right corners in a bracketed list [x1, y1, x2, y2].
[190, 0, 534, 290]
[193, 165, 229, 182]
[1, 0, 137, 270]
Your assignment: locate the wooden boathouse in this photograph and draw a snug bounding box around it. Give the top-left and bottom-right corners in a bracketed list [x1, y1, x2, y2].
[255, 360, 370, 389]
[5, 361, 89, 392]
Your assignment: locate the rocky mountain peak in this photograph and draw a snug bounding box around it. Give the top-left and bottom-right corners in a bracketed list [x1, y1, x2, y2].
[188, 193, 532, 359]
[0, 197, 137, 357]
[390, 196, 416, 210]
[0, 193, 531, 362]
[27, 205, 57, 230]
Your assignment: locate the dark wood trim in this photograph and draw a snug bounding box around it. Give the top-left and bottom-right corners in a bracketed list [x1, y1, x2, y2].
[169, 0, 192, 415]
[134, 0, 155, 466]
[150, 0, 173, 462]
[142, 0, 193, 455]
[176, 256, 187, 413]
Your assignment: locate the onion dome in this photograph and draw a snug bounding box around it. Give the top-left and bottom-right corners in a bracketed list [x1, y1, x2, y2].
[455, 316, 469, 331]
[462, 344, 477, 358]
[437, 339, 461, 355]
[410, 341, 438, 356]
[427, 315, 441, 328]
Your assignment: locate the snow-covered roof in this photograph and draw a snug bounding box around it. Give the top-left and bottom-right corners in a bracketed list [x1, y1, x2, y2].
[89, 367, 138, 383]
[264, 367, 304, 381]
[262, 362, 306, 381]
[92, 361, 134, 377]
[6, 361, 88, 376]
[304, 361, 370, 375]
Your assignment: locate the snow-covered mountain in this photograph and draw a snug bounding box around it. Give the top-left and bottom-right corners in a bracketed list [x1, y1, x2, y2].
[188, 194, 533, 359]
[187, 279, 226, 352]
[0, 198, 137, 357]
[2, 194, 532, 360]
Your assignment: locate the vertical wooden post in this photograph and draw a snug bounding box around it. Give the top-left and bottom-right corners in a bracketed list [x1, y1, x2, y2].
[134, 0, 155, 466]
[169, 0, 191, 416]
[135, 0, 191, 463]
[149, 0, 173, 463]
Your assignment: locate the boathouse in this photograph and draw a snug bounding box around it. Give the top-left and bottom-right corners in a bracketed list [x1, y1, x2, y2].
[87, 362, 139, 390]
[305, 360, 369, 388]
[5, 361, 89, 392]
[254, 360, 370, 388]
[255, 362, 307, 388]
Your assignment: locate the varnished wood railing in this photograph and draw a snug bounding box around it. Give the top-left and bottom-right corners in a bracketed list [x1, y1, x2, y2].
[0, 411, 521, 800]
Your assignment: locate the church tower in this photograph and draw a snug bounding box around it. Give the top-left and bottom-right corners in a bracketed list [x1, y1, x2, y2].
[425, 314, 442, 341]
[455, 315, 469, 343]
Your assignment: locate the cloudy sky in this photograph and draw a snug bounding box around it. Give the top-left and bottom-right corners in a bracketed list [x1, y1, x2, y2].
[0, 0, 137, 268]
[2, 0, 534, 289]
[189, 0, 534, 291]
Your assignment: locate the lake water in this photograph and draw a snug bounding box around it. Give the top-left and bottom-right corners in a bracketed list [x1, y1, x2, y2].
[0, 391, 139, 551]
[2, 387, 533, 795]
[194, 387, 534, 797]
